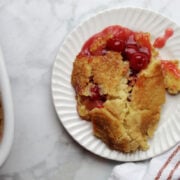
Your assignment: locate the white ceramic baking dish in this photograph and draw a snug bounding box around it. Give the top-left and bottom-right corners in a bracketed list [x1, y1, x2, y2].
[0, 48, 14, 166]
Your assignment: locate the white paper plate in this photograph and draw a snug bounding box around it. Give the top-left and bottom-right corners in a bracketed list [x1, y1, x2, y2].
[51, 7, 180, 161]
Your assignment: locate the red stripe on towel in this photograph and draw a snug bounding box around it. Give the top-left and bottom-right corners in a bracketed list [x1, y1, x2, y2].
[155, 145, 180, 180]
[167, 161, 180, 180]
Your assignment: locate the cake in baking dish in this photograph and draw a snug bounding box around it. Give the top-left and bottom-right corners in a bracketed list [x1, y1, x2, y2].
[71, 25, 180, 153]
[0, 98, 3, 139]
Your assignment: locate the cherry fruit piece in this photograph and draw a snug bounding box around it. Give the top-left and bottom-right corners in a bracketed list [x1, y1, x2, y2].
[106, 37, 125, 52]
[90, 85, 101, 100]
[130, 52, 149, 72]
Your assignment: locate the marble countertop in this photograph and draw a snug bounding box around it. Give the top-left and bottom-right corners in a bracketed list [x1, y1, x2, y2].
[0, 0, 180, 179]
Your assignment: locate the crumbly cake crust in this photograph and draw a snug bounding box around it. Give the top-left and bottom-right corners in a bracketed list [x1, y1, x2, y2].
[72, 51, 166, 152]
[161, 60, 180, 94]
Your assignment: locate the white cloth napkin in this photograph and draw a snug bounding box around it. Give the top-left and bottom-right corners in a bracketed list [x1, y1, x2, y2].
[109, 143, 180, 180]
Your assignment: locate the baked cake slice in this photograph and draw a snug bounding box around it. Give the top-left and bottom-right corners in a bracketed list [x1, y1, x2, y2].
[71, 25, 179, 153]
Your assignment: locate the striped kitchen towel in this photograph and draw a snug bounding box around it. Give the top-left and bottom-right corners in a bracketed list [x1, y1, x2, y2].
[109, 143, 180, 180]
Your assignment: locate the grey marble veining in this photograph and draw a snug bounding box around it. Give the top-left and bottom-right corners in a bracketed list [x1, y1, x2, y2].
[0, 0, 179, 179]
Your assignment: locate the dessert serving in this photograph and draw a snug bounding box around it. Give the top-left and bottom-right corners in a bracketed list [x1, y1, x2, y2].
[71, 25, 180, 153]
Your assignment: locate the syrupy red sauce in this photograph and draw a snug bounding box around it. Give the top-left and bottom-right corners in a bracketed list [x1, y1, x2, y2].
[153, 28, 174, 48]
[161, 60, 180, 78]
[86, 85, 106, 110]
[78, 25, 152, 73]
[77, 25, 153, 110]
[84, 99, 104, 110]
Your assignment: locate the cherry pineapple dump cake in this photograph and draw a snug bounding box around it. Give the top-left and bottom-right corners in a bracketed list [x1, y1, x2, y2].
[71, 25, 180, 153]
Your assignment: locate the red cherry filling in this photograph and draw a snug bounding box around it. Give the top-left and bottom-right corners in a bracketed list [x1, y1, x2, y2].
[165, 28, 174, 38]
[161, 60, 180, 78]
[79, 25, 152, 72]
[153, 37, 165, 49]
[153, 28, 174, 49]
[126, 34, 137, 46]
[139, 47, 151, 58]
[125, 35, 151, 72]
[124, 46, 138, 59]
[83, 85, 106, 110]
[106, 38, 126, 52]
[84, 99, 103, 111]
[90, 85, 106, 101]
[130, 52, 149, 72]
[90, 85, 101, 100]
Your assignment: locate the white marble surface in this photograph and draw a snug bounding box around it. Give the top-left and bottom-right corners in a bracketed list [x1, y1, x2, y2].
[0, 0, 180, 179]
